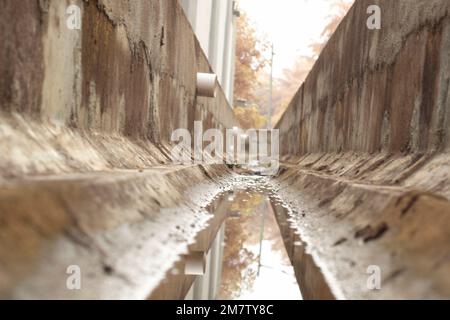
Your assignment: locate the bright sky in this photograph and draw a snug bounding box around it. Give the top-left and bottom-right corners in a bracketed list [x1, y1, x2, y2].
[239, 0, 349, 77]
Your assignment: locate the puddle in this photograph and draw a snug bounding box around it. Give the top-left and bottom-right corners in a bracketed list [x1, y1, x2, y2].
[150, 175, 309, 300]
[218, 188, 302, 300]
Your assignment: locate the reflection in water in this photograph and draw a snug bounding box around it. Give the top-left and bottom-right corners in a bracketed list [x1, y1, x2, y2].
[218, 190, 302, 300]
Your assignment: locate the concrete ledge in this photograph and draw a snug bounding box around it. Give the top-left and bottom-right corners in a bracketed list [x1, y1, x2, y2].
[0, 164, 233, 299]
[272, 163, 450, 299]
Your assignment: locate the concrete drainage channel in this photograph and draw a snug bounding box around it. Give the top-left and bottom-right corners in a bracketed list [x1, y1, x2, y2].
[150, 167, 450, 300]
[2, 165, 447, 299]
[150, 173, 329, 300]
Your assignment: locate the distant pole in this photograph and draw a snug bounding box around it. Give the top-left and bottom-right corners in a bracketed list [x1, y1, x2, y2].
[268, 43, 274, 129]
[257, 199, 267, 276]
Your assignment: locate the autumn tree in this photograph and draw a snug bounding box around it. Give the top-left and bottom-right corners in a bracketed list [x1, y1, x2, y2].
[233, 0, 353, 128]
[233, 105, 267, 129]
[234, 11, 267, 102]
[233, 7, 268, 129]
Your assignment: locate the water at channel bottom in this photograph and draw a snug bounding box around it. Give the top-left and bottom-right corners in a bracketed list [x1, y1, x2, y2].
[217, 189, 302, 300]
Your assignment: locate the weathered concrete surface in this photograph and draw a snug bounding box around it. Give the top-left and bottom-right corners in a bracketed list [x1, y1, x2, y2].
[149, 192, 230, 300]
[275, 0, 450, 299]
[0, 0, 238, 299]
[0, 0, 236, 178]
[0, 165, 235, 299]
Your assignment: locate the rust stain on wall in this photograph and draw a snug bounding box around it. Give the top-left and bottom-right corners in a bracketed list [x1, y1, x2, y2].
[0, 0, 45, 116]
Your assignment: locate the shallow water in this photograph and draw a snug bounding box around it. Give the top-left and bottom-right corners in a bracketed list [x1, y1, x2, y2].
[151, 175, 304, 300]
[217, 188, 302, 300]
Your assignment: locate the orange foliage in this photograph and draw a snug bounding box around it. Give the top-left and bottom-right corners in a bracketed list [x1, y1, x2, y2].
[234, 10, 268, 102]
[234, 106, 267, 129]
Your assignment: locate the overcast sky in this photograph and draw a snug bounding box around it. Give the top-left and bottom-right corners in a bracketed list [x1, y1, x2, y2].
[239, 0, 352, 77]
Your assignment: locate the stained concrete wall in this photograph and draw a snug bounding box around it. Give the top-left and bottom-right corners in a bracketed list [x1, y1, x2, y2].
[0, 0, 237, 178]
[0, 0, 238, 299]
[278, 0, 450, 155]
[276, 0, 450, 200]
[274, 0, 450, 299]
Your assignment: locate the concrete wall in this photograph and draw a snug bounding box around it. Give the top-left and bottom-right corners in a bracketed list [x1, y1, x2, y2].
[277, 0, 450, 156]
[273, 0, 450, 299]
[0, 0, 237, 179]
[0, 0, 238, 299]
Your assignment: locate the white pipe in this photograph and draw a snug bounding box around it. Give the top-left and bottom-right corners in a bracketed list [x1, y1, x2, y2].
[185, 251, 206, 275]
[196, 73, 217, 98]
